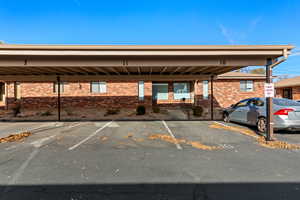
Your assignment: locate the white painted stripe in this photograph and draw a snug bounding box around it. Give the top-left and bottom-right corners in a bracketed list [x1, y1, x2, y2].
[66, 122, 82, 129]
[30, 135, 56, 148]
[161, 120, 182, 150]
[68, 121, 113, 151]
[213, 121, 230, 128]
[7, 148, 39, 186]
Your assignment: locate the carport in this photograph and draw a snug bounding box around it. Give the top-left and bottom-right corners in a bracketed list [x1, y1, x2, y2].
[0, 44, 294, 140]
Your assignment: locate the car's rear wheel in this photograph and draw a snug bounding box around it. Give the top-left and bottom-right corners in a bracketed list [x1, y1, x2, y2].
[257, 117, 266, 133]
[223, 112, 230, 123]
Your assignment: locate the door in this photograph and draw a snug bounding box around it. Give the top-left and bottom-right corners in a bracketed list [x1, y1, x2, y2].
[229, 99, 250, 123]
[283, 88, 292, 99]
[0, 83, 5, 105]
[152, 83, 168, 101]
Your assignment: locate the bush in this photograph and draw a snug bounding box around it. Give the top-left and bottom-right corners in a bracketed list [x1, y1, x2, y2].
[192, 106, 203, 117]
[136, 105, 146, 115]
[41, 110, 52, 116]
[152, 106, 160, 113]
[105, 108, 120, 116]
[11, 100, 21, 117]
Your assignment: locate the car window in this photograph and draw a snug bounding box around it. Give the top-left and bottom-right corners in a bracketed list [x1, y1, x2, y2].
[273, 98, 300, 106]
[235, 99, 249, 107]
[250, 99, 264, 107]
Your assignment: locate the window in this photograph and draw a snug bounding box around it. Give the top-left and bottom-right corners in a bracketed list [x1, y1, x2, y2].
[173, 82, 190, 100]
[91, 82, 107, 93]
[152, 83, 168, 100]
[138, 81, 144, 101]
[235, 99, 250, 107]
[14, 82, 21, 99]
[249, 98, 264, 107]
[203, 80, 209, 99]
[240, 80, 253, 92]
[53, 82, 64, 93]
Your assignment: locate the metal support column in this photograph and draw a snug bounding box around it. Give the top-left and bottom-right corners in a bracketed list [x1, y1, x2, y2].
[266, 59, 274, 141]
[57, 76, 61, 121]
[210, 76, 214, 120]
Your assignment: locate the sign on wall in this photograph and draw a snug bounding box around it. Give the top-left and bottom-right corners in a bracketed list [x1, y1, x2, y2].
[264, 83, 275, 98]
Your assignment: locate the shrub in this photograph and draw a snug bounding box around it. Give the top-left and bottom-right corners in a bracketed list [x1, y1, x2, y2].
[41, 110, 52, 116]
[192, 106, 203, 117]
[136, 105, 146, 115]
[11, 100, 21, 117]
[152, 106, 160, 113]
[105, 108, 120, 116]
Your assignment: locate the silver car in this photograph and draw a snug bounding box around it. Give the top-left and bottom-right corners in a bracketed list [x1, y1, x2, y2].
[222, 98, 300, 132]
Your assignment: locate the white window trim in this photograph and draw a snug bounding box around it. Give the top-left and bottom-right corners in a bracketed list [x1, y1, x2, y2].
[91, 81, 107, 94]
[138, 81, 144, 101]
[240, 80, 254, 92]
[203, 80, 209, 99]
[173, 82, 191, 100]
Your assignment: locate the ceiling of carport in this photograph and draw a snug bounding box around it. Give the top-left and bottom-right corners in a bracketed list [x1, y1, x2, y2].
[0, 45, 294, 81]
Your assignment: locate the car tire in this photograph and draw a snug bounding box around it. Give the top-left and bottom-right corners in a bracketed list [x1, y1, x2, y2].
[223, 112, 230, 123]
[257, 117, 266, 133]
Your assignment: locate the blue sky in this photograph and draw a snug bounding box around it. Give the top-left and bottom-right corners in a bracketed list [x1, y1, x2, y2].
[0, 0, 299, 76]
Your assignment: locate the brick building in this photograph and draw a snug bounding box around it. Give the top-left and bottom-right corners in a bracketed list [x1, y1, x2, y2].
[275, 76, 300, 100]
[0, 72, 265, 110]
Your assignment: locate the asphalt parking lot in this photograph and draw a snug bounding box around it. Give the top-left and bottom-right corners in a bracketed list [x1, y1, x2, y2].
[0, 120, 300, 200]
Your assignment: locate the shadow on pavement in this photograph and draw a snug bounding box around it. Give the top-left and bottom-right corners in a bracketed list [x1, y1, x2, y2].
[1, 183, 300, 200]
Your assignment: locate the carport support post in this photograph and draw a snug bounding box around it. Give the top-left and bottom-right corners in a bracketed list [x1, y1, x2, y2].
[57, 76, 61, 121]
[266, 59, 274, 141]
[210, 75, 214, 120]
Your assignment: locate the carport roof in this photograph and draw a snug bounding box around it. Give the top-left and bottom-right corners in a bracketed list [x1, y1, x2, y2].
[275, 76, 300, 88]
[0, 44, 294, 81]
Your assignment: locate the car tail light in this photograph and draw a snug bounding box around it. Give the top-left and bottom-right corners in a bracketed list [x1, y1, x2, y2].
[274, 108, 295, 115]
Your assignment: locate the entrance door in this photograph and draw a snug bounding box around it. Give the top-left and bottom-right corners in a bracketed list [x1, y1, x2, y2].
[283, 88, 292, 99]
[152, 83, 168, 102]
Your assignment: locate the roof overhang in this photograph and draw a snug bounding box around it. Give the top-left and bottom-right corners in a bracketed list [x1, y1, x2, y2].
[0, 44, 294, 81]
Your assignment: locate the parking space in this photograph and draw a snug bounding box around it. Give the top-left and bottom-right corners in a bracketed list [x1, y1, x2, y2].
[1, 120, 300, 199]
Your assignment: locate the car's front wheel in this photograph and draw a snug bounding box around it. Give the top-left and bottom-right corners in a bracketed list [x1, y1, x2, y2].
[223, 112, 230, 123]
[257, 117, 266, 133]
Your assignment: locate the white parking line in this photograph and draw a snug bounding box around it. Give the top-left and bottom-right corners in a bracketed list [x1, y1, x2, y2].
[30, 135, 56, 148]
[161, 120, 182, 150]
[213, 121, 230, 127]
[68, 121, 113, 151]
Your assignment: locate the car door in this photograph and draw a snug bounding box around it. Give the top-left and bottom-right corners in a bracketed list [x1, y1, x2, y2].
[246, 98, 261, 125]
[229, 99, 250, 123]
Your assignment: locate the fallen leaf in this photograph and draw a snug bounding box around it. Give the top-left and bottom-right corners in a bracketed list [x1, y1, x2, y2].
[0, 132, 32, 143]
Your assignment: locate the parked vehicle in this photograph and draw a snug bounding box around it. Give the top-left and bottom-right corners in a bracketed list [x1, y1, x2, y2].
[222, 98, 300, 132]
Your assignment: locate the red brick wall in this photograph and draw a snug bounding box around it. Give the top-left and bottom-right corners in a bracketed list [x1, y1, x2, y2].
[3, 79, 265, 110]
[195, 79, 265, 108]
[276, 87, 300, 100]
[6, 81, 152, 109]
[213, 79, 264, 108]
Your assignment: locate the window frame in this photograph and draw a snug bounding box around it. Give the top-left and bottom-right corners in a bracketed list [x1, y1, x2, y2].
[152, 83, 169, 100]
[53, 82, 65, 93]
[138, 81, 144, 101]
[202, 80, 209, 99]
[240, 80, 254, 92]
[173, 82, 191, 100]
[90, 81, 107, 94]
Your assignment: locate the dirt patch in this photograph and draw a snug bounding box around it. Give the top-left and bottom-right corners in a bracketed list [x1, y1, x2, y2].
[125, 133, 133, 139]
[210, 122, 300, 150]
[0, 132, 32, 143]
[100, 136, 108, 142]
[148, 134, 221, 150]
